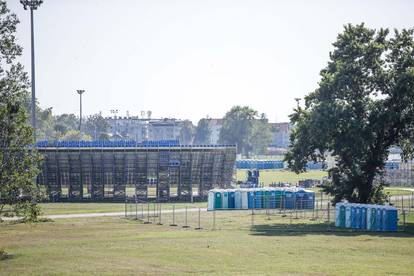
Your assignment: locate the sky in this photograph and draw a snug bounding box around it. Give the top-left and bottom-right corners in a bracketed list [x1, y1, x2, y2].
[8, 0, 414, 123]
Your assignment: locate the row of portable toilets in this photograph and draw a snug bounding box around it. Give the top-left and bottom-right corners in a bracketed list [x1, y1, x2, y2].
[207, 188, 315, 211]
[335, 203, 398, 231]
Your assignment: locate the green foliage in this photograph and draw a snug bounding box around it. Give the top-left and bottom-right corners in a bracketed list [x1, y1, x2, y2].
[53, 113, 78, 137]
[250, 113, 272, 155]
[60, 129, 92, 141]
[179, 119, 195, 144]
[194, 118, 211, 144]
[219, 106, 271, 156]
[0, 1, 42, 220]
[285, 24, 414, 204]
[84, 113, 109, 140]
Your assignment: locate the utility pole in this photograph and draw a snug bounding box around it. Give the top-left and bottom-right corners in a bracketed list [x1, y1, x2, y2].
[20, 0, 43, 138]
[77, 90, 85, 132]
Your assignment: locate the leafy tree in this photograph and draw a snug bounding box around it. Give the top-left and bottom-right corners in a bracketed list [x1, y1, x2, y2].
[194, 118, 211, 144]
[53, 113, 78, 137]
[36, 107, 56, 140]
[0, 1, 42, 220]
[60, 130, 92, 141]
[285, 24, 414, 204]
[84, 113, 109, 140]
[251, 113, 272, 155]
[179, 119, 194, 144]
[219, 106, 258, 156]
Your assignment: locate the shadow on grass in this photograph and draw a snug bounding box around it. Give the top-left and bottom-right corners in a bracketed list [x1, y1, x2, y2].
[250, 222, 414, 237]
[1, 217, 54, 225]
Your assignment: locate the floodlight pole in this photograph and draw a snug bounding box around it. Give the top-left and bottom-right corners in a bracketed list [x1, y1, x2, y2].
[77, 90, 85, 132]
[20, 0, 43, 139]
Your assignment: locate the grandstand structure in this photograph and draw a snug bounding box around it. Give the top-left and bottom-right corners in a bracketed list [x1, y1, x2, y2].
[35, 141, 236, 202]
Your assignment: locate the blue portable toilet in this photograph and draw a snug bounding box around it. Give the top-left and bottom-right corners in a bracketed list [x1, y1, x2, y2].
[228, 190, 235, 209]
[254, 189, 263, 209]
[299, 189, 315, 209]
[382, 206, 388, 231]
[214, 190, 222, 210]
[275, 189, 284, 209]
[339, 204, 346, 228]
[345, 204, 352, 228]
[351, 205, 357, 229]
[235, 190, 242, 209]
[269, 189, 277, 209]
[222, 191, 229, 209]
[367, 205, 377, 231]
[360, 205, 367, 230]
[335, 203, 342, 227]
[376, 207, 383, 231]
[263, 189, 272, 209]
[385, 206, 398, 231]
[247, 189, 254, 209]
[284, 189, 295, 209]
[295, 190, 305, 209]
[355, 205, 362, 229]
[208, 190, 215, 211]
[241, 190, 249, 209]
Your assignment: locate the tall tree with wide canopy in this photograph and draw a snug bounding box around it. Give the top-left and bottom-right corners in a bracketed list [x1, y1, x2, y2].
[285, 24, 414, 204]
[0, 1, 42, 220]
[194, 118, 211, 144]
[219, 106, 259, 156]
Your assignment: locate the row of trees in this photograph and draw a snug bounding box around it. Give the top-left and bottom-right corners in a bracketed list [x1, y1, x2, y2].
[34, 105, 274, 156]
[35, 110, 110, 141]
[181, 106, 273, 156]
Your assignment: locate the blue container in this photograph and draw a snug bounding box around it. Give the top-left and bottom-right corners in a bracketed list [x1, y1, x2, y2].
[228, 191, 235, 209]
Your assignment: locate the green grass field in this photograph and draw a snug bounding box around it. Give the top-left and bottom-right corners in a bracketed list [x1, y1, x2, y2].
[0, 213, 413, 276]
[384, 187, 414, 196]
[236, 169, 328, 185]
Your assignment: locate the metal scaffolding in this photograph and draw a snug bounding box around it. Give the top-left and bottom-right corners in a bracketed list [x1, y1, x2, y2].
[36, 145, 237, 202]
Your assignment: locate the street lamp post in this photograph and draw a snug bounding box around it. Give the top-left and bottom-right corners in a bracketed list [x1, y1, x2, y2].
[20, 0, 43, 137]
[77, 90, 85, 132]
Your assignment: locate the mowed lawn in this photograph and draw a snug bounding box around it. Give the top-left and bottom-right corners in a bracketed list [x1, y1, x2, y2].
[1, 215, 414, 276]
[236, 169, 328, 185]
